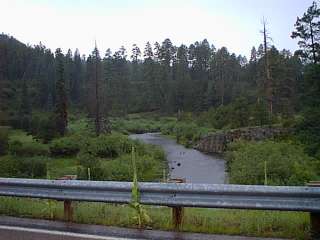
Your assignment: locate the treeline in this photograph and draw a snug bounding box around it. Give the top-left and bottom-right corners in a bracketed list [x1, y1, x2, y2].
[0, 36, 302, 117]
[0, 1, 319, 138]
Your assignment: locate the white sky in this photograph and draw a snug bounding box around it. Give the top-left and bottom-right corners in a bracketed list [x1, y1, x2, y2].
[0, 0, 315, 58]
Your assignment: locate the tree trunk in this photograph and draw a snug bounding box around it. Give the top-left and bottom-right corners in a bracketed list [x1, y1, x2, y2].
[263, 21, 273, 119]
[310, 22, 317, 64]
[95, 57, 101, 136]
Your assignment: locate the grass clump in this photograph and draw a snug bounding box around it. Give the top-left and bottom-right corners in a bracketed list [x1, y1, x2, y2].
[49, 136, 81, 157]
[226, 140, 319, 185]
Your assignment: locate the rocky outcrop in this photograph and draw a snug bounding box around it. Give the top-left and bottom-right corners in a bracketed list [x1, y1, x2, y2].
[194, 126, 291, 154]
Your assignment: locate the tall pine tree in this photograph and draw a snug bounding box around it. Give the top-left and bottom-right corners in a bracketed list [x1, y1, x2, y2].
[54, 48, 68, 136]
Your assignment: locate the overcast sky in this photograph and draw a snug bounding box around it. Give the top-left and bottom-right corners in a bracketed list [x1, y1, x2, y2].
[0, 0, 315, 58]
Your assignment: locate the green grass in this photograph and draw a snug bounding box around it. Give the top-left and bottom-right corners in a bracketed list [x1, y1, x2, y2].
[0, 197, 309, 239]
[9, 129, 35, 143]
[67, 118, 94, 137]
[47, 157, 79, 179]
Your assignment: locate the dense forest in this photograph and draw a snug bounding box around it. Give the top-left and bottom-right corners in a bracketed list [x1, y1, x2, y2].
[0, 2, 319, 164]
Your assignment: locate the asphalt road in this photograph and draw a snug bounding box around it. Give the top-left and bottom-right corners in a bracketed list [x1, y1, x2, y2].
[0, 225, 136, 240]
[0, 216, 287, 240]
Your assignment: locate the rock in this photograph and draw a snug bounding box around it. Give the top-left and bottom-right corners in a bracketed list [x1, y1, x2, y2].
[194, 126, 291, 154]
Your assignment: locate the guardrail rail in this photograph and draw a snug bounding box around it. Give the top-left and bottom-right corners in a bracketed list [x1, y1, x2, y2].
[0, 178, 319, 238]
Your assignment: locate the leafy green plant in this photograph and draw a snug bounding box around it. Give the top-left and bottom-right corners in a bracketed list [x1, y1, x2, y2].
[129, 146, 151, 227]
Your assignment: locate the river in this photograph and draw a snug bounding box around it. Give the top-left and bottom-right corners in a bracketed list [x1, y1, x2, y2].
[129, 133, 226, 184]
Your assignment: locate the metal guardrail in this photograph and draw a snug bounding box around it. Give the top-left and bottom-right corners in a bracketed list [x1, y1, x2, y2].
[0, 178, 319, 211]
[0, 178, 319, 237]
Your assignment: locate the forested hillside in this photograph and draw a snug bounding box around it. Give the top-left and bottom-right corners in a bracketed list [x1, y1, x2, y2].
[0, 1, 319, 164]
[0, 34, 303, 116]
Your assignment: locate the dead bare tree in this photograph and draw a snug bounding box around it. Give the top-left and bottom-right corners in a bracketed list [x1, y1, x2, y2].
[261, 18, 273, 119]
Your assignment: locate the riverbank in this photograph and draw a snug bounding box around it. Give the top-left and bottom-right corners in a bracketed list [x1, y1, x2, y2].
[115, 114, 319, 186]
[130, 133, 226, 184]
[0, 116, 313, 239]
[0, 125, 166, 182]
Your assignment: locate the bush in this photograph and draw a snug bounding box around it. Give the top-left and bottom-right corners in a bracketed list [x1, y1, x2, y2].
[175, 122, 201, 146]
[0, 155, 47, 178]
[160, 121, 177, 135]
[0, 126, 9, 156]
[226, 140, 318, 186]
[29, 112, 56, 143]
[18, 156, 47, 178]
[50, 136, 80, 156]
[86, 133, 132, 158]
[9, 140, 49, 157]
[295, 108, 320, 157]
[76, 135, 166, 181]
[0, 155, 19, 177]
[77, 152, 100, 169]
[96, 153, 164, 182]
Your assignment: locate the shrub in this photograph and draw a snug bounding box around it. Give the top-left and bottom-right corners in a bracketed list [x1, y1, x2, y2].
[0, 126, 9, 156]
[9, 140, 49, 157]
[160, 121, 176, 135]
[0, 156, 19, 177]
[175, 122, 201, 145]
[100, 154, 164, 181]
[86, 133, 132, 158]
[76, 136, 166, 181]
[18, 156, 47, 178]
[50, 137, 80, 156]
[29, 112, 56, 143]
[0, 155, 47, 178]
[226, 140, 318, 186]
[295, 107, 320, 157]
[77, 152, 100, 169]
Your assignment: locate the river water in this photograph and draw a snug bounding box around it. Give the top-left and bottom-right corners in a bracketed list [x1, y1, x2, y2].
[129, 133, 226, 184]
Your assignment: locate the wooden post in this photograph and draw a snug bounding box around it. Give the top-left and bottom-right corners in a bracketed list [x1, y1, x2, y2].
[172, 206, 184, 230]
[57, 175, 77, 222]
[64, 200, 73, 222]
[308, 182, 320, 239]
[169, 178, 185, 231]
[310, 212, 320, 240]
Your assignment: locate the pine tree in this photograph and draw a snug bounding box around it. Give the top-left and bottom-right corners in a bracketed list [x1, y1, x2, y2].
[18, 78, 31, 130]
[92, 44, 102, 135]
[54, 48, 68, 136]
[291, 1, 320, 64]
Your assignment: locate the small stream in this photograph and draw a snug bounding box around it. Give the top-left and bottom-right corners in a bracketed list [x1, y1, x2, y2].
[129, 133, 226, 184]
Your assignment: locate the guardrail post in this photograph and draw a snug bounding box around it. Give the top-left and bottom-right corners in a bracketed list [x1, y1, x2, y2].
[310, 212, 320, 239]
[64, 200, 73, 222]
[169, 178, 185, 231]
[57, 175, 77, 222]
[308, 182, 320, 239]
